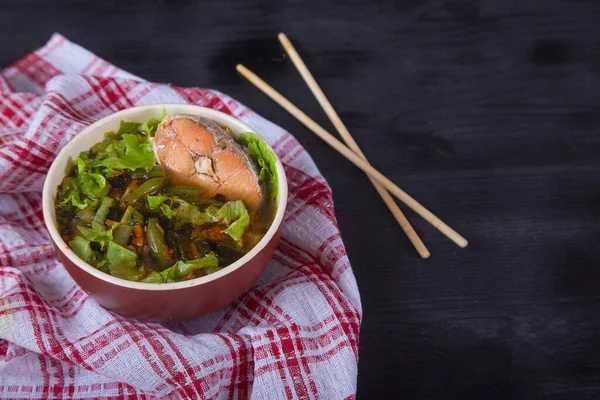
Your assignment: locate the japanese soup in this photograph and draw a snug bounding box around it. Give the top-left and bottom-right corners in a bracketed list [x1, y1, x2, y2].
[54, 112, 278, 284]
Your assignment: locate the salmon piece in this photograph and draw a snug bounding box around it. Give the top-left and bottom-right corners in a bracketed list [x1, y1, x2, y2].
[154, 115, 262, 211]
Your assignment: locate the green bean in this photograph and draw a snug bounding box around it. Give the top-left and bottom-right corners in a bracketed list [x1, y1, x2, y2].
[113, 224, 132, 246]
[131, 167, 164, 179]
[145, 217, 172, 269]
[146, 167, 165, 178]
[130, 169, 146, 179]
[180, 195, 224, 209]
[93, 197, 115, 225]
[166, 230, 190, 260]
[131, 209, 145, 225]
[165, 186, 201, 196]
[77, 207, 95, 225]
[120, 205, 135, 225]
[121, 177, 167, 206]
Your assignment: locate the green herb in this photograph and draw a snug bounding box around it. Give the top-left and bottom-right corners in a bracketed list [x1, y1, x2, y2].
[90, 133, 156, 172]
[147, 195, 174, 219]
[141, 252, 219, 283]
[93, 197, 115, 225]
[172, 199, 250, 245]
[117, 121, 141, 135]
[69, 236, 93, 262]
[57, 177, 95, 210]
[140, 108, 167, 137]
[215, 200, 250, 243]
[146, 195, 171, 209]
[77, 221, 115, 250]
[106, 241, 142, 281]
[239, 132, 278, 200]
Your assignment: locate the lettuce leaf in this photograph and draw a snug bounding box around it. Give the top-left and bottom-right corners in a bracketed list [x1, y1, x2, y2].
[140, 108, 167, 137]
[79, 172, 111, 199]
[93, 197, 116, 225]
[147, 195, 170, 209]
[215, 200, 250, 243]
[171, 198, 250, 244]
[77, 221, 114, 250]
[106, 241, 142, 281]
[239, 132, 278, 200]
[56, 177, 96, 210]
[173, 198, 213, 227]
[117, 120, 141, 135]
[90, 133, 155, 171]
[147, 195, 175, 219]
[69, 236, 93, 262]
[141, 252, 219, 283]
[72, 156, 87, 175]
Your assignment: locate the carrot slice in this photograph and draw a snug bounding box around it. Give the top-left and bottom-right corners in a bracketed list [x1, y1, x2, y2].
[132, 224, 144, 237]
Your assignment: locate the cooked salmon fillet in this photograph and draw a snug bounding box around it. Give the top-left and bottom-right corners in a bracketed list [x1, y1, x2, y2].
[154, 115, 263, 211]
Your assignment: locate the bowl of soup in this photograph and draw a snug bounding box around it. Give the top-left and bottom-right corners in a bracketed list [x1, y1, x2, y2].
[42, 104, 288, 320]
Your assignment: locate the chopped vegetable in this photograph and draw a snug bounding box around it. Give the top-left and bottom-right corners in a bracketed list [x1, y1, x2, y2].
[69, 236, 93, 262]
[141, 252, 218, 283]
[145, 218, 172, 269]
[90, 133, 156, 172]
[121, 177, 167, 205]
[77, 221, 115, 250]
[165, 186, 201, 196]
[239, 132, 278, 200]
[140, 108, 166, 137]
[106, 241, 143, 281]
[79, 172, 111, 199]
[93, 197, 115, 225]
[113, 224, 133, 246]
[215, 200, 250, 244]
[56, 114, 276, 283]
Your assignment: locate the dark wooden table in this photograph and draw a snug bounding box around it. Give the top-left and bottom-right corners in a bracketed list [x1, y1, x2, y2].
[2, 0, 599, 398]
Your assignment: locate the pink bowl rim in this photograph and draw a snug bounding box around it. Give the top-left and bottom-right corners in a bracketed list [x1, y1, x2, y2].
[42, 104, 288, 292]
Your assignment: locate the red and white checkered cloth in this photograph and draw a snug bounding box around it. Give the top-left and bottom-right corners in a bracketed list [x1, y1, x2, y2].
[0, 34, 362, 399]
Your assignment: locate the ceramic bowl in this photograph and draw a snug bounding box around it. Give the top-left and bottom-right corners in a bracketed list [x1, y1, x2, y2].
[42, 104, 287, 320]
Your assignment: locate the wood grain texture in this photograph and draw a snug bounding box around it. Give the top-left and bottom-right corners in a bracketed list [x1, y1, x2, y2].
[1, 0, 599, 398]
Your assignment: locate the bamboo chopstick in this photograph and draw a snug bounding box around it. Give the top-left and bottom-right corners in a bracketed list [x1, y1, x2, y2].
[236, 64, 468, 248]
[277, 33, 430, 259]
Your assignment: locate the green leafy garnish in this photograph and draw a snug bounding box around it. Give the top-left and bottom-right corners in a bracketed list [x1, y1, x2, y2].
[148, 195, 175, 219]
[147, 195, 171, 209]
[171, 199, 250, 244]
[140, 108, 167, 137]
[90, 133, 155, 171]
[173, 198, 212, 227]
[93, 197, 115, 225]
[105, 241, 142, 281]
[215, 200, 250, 243]
[141, 252, 219, 283]
[79, 172, 111, 199]
[239, 132, 278, 201]
[77, 221, 114, 250]
[69, 236, 93, 262]
[117, 121, 141, 135]
[57, 177, 96, 210]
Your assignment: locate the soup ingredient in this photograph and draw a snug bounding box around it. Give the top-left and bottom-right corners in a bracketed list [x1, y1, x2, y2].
[89, 133, 156, 171]
[55, 112, 278, 284]
[146, 217, 173, 269]
[141, 252, 219, 283]
[154, 115, 263, 211]
[106, 241, 144, 281]
[239, 132, 278, 201]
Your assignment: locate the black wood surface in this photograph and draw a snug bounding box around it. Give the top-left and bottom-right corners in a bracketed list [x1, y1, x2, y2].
[2, 0, 599, 398]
